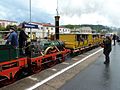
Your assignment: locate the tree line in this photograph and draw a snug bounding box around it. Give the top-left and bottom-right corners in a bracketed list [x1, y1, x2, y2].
[0, 25, 19, 31]
[62, 24, 113, 33]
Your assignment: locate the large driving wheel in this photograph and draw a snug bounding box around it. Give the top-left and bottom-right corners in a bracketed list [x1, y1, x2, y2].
[44, 46, 58, 55]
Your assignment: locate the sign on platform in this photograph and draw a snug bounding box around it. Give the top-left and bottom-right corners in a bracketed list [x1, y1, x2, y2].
[22, 23, 38, 29]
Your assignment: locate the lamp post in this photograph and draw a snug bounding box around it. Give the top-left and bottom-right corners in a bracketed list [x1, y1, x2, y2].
[29, 0, 32, 40]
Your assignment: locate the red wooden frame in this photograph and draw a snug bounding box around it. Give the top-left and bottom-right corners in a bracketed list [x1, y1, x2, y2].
[0, 57, 27, 79]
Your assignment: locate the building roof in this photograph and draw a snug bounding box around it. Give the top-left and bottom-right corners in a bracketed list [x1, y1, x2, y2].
[32, 22, 42, 25]
[59, 26, 65, 28]
[42, 23, 54, 27]
[32, 22, 54, 27]
[0, 19, 17, 23]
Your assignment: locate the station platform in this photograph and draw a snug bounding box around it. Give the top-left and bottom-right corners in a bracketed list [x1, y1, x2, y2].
[1, 42, 119, 90]
[60, 42, 120, 90]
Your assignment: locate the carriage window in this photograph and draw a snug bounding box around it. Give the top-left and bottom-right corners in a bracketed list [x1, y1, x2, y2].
[41, 27, 43, 30]
[51, 28, 53, 30]
[86, 35, 88, 40]
[77, 35, 81, 41]
[82, 35, 87, 40]
[77, 35, 84, 41]
[93, 35, 95, 38]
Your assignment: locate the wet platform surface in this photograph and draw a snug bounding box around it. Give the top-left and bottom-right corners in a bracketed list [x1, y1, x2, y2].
[59, 43, 120, 90]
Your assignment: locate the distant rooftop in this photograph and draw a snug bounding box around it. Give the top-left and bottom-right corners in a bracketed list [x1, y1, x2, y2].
[0, 19, 17, 23]
[32, 22, 54, 27]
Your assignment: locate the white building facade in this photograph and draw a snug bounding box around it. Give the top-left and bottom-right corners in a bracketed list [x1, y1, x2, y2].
[71, 27, 92, 34]
[59, 26, 71, 34]
[0, 20, 18, 27]
[24, 22, 70, 39]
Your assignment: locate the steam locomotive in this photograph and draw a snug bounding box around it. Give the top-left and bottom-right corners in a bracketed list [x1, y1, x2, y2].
[0, 39, 70, 86]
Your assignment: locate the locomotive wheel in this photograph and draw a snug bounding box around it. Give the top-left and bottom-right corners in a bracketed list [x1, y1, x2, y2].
[56, 55, 66, 63]
[58, 59, 65, 63]
[0, 78, 16, 87]
[61, 58, 65, 62]
[47, 60, 56, 68]
[44, 46, 58, 55]
[32, 65, 42, 73]
[56, 58, 61, 64]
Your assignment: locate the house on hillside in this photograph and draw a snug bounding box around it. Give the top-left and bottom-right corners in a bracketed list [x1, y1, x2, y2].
[71, 27, 92, 34]
[59, 26, 70, 34]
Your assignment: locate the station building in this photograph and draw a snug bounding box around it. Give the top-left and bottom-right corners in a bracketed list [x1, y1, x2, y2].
[24, 22, 70, 39]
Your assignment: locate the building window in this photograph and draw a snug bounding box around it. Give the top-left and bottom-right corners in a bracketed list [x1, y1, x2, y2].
[2, 23, 5, 27]
[51, 28, 53, 30]
[41, 27, 43, 29]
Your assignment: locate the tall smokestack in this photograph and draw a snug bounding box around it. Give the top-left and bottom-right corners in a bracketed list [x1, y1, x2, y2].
[55, 16, 60, 40]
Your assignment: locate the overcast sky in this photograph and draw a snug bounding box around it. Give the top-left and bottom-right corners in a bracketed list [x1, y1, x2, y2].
[0, 0, 120, 27]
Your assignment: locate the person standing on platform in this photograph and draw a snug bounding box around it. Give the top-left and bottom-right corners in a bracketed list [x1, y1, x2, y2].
[102, 36, 112, 64]
[19, 27, 29, 56]
[5, 27, 18, 48]
[113, 34, 116, 45]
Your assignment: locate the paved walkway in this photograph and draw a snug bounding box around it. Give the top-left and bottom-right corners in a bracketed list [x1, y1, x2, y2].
[59, 42, 120, 90]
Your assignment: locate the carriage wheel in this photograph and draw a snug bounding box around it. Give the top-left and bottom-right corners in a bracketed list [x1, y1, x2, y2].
[32, 65, 42, 73]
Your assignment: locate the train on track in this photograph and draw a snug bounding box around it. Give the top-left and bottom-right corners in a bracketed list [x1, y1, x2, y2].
[0, 31, 104, 87]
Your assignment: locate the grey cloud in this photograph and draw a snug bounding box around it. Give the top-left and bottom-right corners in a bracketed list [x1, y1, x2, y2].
[59, 0, 104, 16]
[0, 0, 54, 23]
[1, 0, 120, 27]
[58, 0, 120, 27]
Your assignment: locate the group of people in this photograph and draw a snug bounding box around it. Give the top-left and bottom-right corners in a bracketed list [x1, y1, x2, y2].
[4, 26, 29, 56]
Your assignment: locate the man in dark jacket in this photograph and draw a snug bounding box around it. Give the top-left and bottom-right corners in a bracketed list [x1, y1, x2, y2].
[19, 28, 29, 55]
[113, 34, 116, 45]
[5, 27, 18, 48]
[103, 36, 112, 64]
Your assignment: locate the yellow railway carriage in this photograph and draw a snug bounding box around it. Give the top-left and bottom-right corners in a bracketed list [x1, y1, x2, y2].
[59, 33, 103, 52]
[59, 33, 93, 50]
[92, 33, 104, 45]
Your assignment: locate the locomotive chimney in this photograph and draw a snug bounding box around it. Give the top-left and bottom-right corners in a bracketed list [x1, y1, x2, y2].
[55, 16, 60, 40]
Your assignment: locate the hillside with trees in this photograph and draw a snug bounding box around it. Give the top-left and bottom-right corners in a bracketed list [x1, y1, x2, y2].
[62, 24, 113, 33]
